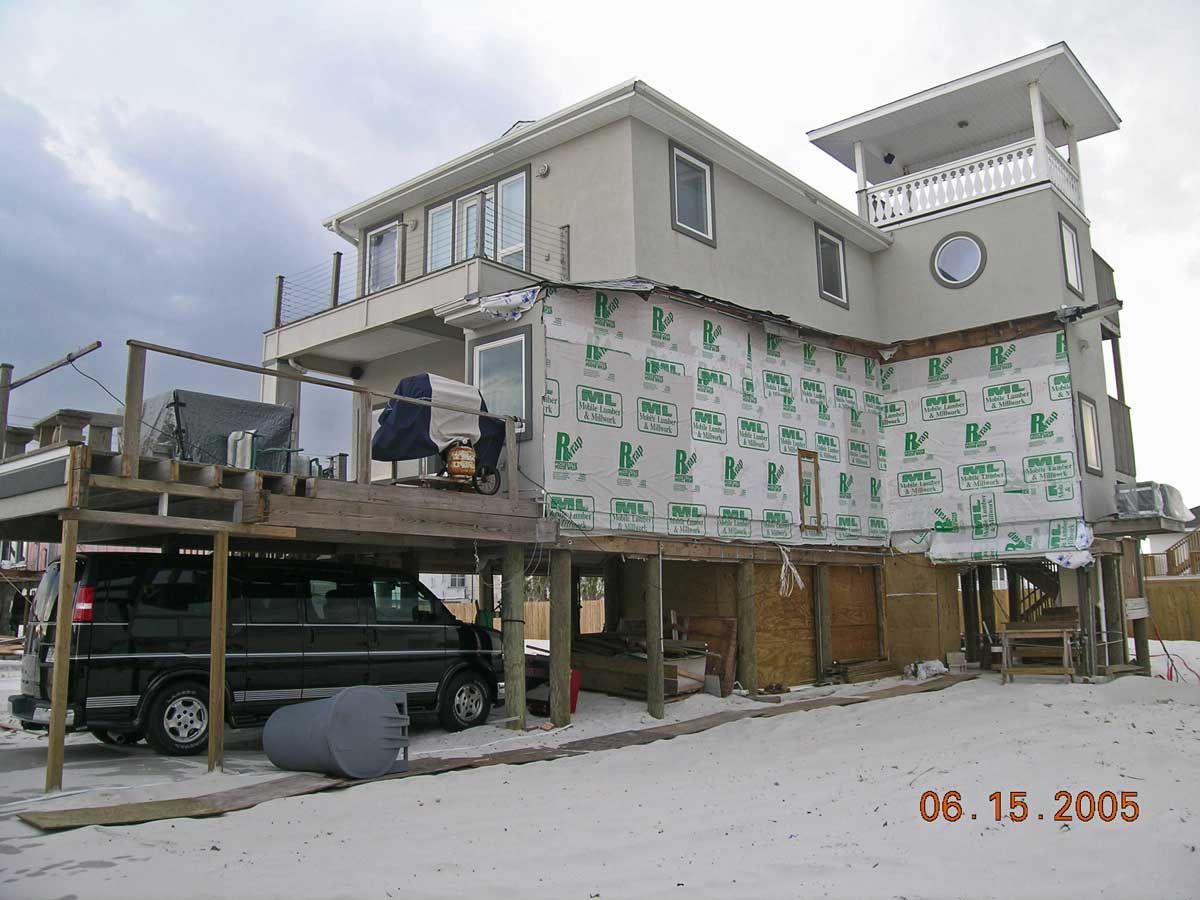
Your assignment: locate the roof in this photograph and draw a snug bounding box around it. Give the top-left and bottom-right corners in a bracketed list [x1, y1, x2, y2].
[807, 43, 1121, 184]
[324, 81, 891, 253]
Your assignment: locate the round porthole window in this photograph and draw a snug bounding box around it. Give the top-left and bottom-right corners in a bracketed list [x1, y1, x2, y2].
[931, 233, 986, 288]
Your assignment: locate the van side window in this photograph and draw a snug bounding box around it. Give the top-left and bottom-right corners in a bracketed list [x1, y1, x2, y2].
[139, 567, 211, 618]
[307, 579, 364, 624]
[93, 560, 145, 623]
[371, 577, 435, 623]
[246, 578, 302, 624]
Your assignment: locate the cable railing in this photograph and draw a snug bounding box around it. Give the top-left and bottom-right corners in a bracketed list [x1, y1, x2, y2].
[274, 209, 570, 328]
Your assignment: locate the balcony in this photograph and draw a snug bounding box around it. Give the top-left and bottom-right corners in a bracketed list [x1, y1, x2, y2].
[272, 213, 569, 329]
[863, 138, 1083, 228]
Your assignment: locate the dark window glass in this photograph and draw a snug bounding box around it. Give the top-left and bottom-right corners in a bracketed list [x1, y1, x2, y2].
[246, 577, 303, 624]
[371, 577, 437, 623]
[94, 560, 145, 623]
[307, 578, 364, 624]
[138, 567, 211, 618]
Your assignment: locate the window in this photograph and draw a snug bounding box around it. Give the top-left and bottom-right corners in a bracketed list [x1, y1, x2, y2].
[470, 326, 532, 438]
[670, 142, 715, 245]
[1079, 393, 1103, 475]
[138, 567, 211, 618]
[931, 233, 986, 288]
[371, 576, 437, 623]
[449, 573, 466, 589]
[427, 203, 453, 271]
[246, 577, 302, 624]
[1060, 215, 1084, 297]
[366, 223, 400, 293]
[306, 578, 363, 624]
[815, 226, 848, 306]
[498, 173, 526, 268]
[425, 169, 528, 273]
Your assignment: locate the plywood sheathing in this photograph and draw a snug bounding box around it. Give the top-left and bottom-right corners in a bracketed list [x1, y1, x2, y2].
[754, 562, 817, 688]
[827, 565, 881, 661]
[883, 554, 960, 665]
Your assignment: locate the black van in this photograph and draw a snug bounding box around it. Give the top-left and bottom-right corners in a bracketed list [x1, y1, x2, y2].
[10, 552, 504, 755]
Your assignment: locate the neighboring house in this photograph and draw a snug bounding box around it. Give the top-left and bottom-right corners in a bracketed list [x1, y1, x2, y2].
[261, 43, 1186, 684]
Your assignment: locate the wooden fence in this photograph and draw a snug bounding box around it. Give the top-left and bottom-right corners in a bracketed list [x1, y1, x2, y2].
[443, 599, 605, 640]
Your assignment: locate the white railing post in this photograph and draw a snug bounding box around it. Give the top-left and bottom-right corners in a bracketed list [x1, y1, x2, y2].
[1028, 81, 1049, 181]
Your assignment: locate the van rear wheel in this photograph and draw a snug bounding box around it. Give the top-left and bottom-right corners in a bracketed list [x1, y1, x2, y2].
[438, 671, 491, 731]
[146, 683, 209, 756]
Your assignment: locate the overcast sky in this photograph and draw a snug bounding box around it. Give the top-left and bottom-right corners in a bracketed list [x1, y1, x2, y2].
[1, 1, 1197, 504]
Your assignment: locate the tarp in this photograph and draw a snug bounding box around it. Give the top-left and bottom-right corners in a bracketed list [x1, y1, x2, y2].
[140, 389, 294, 471]
[371, 373, 504, 466]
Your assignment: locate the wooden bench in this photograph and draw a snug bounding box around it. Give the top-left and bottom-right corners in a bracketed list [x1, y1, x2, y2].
[1000, 624, 1075, 684]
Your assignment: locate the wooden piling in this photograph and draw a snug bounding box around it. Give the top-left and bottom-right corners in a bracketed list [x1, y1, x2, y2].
[501, 544, 526, 729]
[207, 531, 229, 772]
[602, 556, 622, 633]
[645, 552, 665, 719]
[735, 559, 756, 695]
[45, 518, 79, 792]
[120, 344, 146, 478]
[549, 549, 572, 726]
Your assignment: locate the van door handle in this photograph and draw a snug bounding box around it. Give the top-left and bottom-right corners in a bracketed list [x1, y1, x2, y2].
[308, 630, 316, 646]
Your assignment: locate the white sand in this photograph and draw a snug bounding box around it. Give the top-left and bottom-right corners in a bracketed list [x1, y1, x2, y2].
[2, 665, 1198, 899]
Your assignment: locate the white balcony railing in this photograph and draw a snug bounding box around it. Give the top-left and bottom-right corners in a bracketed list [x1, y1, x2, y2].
[864, 139, 1083, 227]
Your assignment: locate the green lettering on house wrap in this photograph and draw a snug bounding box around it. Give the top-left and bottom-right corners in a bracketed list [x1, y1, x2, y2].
[667, 502, 707, 536]
[737, 417, 770, 451]
[547, 493, 594, 531]
[982, 379, 1032, 411]
[958, 461, 1007, 490]
[575, 386, 622, 428]
[690, 408, 727, 444]
[636, 397, 678, 436]
[610, 498, 654, 532]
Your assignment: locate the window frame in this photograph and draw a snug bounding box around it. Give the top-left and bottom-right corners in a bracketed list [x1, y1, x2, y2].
[668, 140, 716, 247]
[814, 224, 849, 308]
[1078, 392, 1104, 476]
[423, 165, 531, 275]
[1059, 213, 1085, 299]
[930, 231, 987, 289]
[467, 324, 533, 443]
[365, 221, 401, 295]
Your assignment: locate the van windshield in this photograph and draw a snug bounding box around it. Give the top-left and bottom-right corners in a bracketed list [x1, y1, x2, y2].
[31, 564, 61, 623]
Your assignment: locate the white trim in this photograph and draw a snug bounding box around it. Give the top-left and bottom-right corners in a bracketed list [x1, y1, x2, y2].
[497, 172, 526, 268]
[1080, 395, 1102, 474]
[874, 182, 1089, 232]
[1061, 217, 1084, 293]
[671, 146, 714, 240]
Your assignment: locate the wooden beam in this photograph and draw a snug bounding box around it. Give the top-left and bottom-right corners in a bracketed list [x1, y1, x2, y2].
[885, 311, 1067, 363]
[735, 559, 756, 695]
[64, 508, 295, 539]
[504, 418, 518, 504]
[873, 565, 887, 660]
[549, 548, 572, 726]
[88, 473, 244, 503]
[557, 533, 884, 566]
[645, 552, 665, 719]
[45, 517, 79, 792]
[207, 530, 229, 772]
[0, 362, 11, 460]
[501, 544, 526, 730]
[120, 344, 146, 479]
[355, 393, 373, 485]
[977, 565, 995, 670]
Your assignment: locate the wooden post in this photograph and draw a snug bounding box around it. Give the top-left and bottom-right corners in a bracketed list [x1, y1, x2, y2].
[1005, 564, 1020, 622]
[273, 275, 285, 328]
[476, 190, 488, 259]
[815, 565, 832, 681]
[1101, 555, 1126, 665]
[570, 567, 582, 637]
[645, 552, 665, 719]
[501, 544, 525, 729]
[504, 418, 518, 504]
[602, 556, 622, 633]
[120, 344, 147, 478]
[355, 392, 373, 484]
[1133, 550, 1150, 675]
[398, 215, 408, 285]
[873, 565, 887, 659]
[44, 517, 79, 792]
[977, 565, 995, 669]
[961, 569, 980, 664]
[329, 251, 343, 308]
[735, 559, 756, 695]
[548, 549, 572, 726]
[207, 531, 229, 772]
[0, 362, 11, 460]
[1077, 568, 1096, 678]
[477, 566, 495, 629]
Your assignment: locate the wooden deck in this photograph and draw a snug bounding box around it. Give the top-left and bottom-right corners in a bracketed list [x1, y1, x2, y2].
[0, 442, 556, 553]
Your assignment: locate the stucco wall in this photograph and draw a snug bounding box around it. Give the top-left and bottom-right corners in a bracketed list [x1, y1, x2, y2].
[628, 119, 884, 341]
[872, 187, 1099, 341]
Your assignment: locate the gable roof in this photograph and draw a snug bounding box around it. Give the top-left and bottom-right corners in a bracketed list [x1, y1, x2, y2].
[324, 81, 891, 252]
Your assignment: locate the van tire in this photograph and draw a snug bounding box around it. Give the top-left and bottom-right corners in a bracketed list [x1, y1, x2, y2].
[438, 670, 491, 731]
[146, 683, 210, 756]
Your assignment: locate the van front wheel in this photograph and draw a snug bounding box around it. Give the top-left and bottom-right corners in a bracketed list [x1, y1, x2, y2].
[438, 671, 491, 731]
[146, 683, 209, 756]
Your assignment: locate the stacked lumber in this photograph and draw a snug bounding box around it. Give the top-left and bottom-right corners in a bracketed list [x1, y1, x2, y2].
[571, 634, 708, 699]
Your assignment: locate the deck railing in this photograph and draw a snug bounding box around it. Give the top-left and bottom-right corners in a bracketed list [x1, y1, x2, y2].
[864, 138, 1082, 227]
